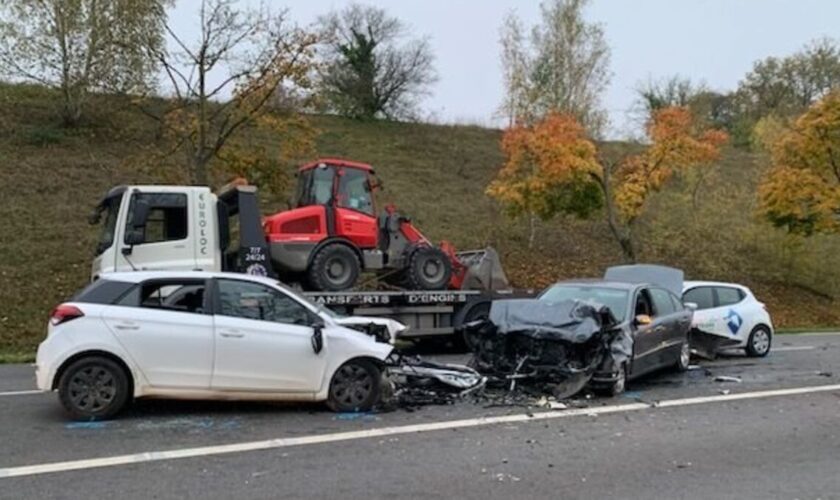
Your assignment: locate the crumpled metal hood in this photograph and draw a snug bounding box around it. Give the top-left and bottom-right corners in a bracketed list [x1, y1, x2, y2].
[487, 298, 617, 342]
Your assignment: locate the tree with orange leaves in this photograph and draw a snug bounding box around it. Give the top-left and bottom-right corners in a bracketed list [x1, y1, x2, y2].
[758, 90, 840, 235]
[486, 113, 603, 247]
[488, 107, 728, 260]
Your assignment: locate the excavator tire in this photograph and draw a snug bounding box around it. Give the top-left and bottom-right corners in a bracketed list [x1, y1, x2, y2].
[308, 243, 360, 291]
[404, 246, 452, 290]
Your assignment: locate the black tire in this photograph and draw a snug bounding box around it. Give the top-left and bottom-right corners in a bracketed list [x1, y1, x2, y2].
[58, 356, 131, 421]
[595, 362, 627, 397]
[404, 246, 452, 290]
[326, 359, 381, 412]
[461, 302, 491, 352]
[674, 340, 691, 372]
[746, 325, 772, 357]
[308, 243, 361, 291]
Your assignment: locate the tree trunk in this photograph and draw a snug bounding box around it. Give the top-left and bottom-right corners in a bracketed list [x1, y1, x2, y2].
[592, 166, 637, 263]
[528, 214, 537, 249]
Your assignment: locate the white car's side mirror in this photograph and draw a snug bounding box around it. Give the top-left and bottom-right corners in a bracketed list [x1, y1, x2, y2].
[684, 302, 698, 311]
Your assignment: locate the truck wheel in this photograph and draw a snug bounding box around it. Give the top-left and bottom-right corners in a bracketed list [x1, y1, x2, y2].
[405, 246, 452, 290]
[308, 244, 360, 291]
[58, 356, 131, 421]
[326, 359, 381, 412]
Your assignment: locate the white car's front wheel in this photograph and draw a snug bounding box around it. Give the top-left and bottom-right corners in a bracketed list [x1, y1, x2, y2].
[746, 326, 772, 357]
[327, 359, 381, 412]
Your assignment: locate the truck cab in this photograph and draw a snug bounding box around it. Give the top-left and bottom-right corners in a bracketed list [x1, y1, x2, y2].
[89, 184, 271, 280]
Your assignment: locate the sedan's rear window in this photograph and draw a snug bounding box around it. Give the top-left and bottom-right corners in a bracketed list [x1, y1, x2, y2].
[72, 279, 136, 304]
[539, 285, 629, 321]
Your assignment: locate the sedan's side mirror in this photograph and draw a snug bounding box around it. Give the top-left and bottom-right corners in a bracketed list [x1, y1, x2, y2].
[311, 322, 324, 354]
[684, 302, 698, 312]
[634, 314, 653, 326]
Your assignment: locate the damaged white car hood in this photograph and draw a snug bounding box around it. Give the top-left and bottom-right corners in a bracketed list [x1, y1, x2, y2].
[334, 316, 407, 343]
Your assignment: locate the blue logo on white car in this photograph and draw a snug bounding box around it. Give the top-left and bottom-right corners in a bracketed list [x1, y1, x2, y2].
[726, 309, 743, 335]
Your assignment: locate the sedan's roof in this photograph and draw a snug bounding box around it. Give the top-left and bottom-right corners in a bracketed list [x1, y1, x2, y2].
[549, 279, 640, 291]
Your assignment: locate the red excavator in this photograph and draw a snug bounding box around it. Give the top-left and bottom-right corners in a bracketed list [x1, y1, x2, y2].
[263, 158, 506, 292]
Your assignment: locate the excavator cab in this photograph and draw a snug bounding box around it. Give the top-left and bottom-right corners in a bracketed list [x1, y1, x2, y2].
[294, 160, 379, 217]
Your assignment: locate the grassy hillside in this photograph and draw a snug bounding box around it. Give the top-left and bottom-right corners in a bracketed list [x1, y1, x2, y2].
[1, 83, 839, 355]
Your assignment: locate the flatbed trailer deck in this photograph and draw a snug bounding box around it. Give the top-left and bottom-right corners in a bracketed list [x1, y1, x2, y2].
[305, 289, 537, 339]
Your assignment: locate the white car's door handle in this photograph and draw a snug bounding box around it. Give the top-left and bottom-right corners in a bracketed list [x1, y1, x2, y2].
[114, 324, 140, 331]
[220, 330, 244, 338]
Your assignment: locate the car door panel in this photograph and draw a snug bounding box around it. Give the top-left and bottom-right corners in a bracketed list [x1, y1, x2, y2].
[210, 278, 328, 393]
[211, 315, 326, 392]
[102, 305, 214, 388]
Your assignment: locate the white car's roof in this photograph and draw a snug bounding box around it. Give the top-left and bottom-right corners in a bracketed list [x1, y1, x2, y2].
[684, 280, 750, 291]
[100, 271, 280, 287]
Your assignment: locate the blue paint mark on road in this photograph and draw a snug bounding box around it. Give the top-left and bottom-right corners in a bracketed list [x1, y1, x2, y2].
[65, 421, 109, 430]
[334, 412, 379, 422]
[622, 391, 644, 399]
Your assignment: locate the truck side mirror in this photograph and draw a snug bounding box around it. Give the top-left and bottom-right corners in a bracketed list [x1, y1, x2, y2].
[130, 198, 151, 230]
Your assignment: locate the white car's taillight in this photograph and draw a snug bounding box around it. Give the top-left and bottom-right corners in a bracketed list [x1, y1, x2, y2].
[49, 304, 84, 326]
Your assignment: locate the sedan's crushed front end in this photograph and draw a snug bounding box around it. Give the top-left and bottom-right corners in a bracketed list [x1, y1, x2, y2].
[463, 299, 631, 398]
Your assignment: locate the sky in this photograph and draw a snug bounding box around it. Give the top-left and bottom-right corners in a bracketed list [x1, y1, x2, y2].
[168, 0, 840, 138]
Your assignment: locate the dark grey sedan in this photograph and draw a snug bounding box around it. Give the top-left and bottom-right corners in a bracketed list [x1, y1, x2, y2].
[538, 276, 693, 395]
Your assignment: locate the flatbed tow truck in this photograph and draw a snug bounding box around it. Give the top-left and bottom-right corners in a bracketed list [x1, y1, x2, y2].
[88, 159, 534, 342]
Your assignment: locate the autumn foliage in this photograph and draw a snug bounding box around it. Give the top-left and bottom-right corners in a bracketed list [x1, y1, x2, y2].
[488, 107, 728, 260]
[486, 113, 602, 219]
[614, 107, 728, 222]
[758, 90, 840, 235]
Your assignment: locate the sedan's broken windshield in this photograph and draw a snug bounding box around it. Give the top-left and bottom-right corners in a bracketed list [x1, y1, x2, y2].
[539, 285, 629, 321]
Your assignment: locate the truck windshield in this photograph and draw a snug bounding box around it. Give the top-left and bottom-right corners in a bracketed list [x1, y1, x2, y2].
[539, 285, 629, 321]
[92, 194, 123, 256]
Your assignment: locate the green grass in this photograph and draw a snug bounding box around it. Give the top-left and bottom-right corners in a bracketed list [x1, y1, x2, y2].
[0, 351, 35, 364]
[1, 81, 839, 356]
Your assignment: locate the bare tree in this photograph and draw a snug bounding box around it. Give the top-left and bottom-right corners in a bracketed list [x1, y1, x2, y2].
[498, 12, 531, 127]
[0, 0, 168, 125]
[498, 0, 610, 135]
[317, 3, 436, 120]
[138, 0, 318, 186]
[635, 75, 706, 118]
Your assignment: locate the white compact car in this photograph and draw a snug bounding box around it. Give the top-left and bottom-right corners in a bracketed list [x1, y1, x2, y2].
[682, 281, 774, 357]
[36, 271, 396, 420]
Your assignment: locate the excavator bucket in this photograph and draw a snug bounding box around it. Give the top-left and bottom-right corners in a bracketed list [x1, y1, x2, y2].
[455, 247, 510, 291]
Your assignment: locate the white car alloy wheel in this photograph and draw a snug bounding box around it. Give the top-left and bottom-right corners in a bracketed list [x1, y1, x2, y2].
[747, 327, 772, 357]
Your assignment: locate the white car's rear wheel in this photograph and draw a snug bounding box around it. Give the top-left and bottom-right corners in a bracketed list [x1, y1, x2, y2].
[58, 356, 131, 421]
[746, 326, 772, 357]
[327, 359, 381, 412]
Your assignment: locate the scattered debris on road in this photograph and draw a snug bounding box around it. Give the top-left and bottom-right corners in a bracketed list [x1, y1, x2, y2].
[714, 375, 743, 383]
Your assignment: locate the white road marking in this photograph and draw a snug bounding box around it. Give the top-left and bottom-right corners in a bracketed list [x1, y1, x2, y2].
[1, 383, 840, 479]
[0, 390, 42, 397]
[773, 346, 816, 352]
[780, 331, 840, 337]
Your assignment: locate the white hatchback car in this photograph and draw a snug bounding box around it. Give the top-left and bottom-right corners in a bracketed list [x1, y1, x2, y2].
[36, 271, 394, 420]
[682, 281, 774, 357]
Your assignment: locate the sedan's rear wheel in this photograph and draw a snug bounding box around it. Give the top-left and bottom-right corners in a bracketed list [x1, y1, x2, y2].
[58, 356, 130, 421]
[746, 326, 772, 357]
[327, 359, 381, 412]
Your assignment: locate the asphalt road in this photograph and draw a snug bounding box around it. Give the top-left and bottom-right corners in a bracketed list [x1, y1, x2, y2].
[1, 333, 839, 499]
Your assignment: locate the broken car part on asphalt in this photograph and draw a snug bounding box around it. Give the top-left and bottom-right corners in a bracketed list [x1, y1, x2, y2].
[383, 354, 486, 409]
